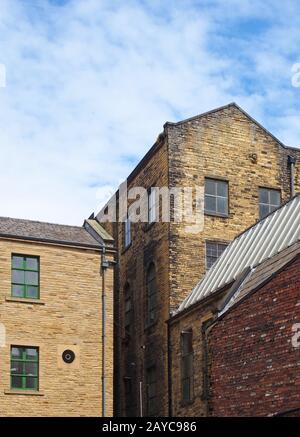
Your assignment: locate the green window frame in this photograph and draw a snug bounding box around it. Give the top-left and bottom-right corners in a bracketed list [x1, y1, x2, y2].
[10, 346, 39, 391]
[11, 254, 40, 299]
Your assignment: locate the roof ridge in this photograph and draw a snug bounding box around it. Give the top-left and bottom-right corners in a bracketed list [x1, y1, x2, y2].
[0, 215, 85, 230]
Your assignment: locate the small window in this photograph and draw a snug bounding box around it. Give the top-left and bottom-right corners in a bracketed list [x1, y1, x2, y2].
[124, 283, 132, 334]
[205, 178, 228, 216]
[146, 263, 156, 326]
[11, 346, 39, 391]
[259, 188, 281, 219]
[206, 241, 228, 270]
[146, 365, 157, 416]
[11, 255, 39, 299]
[124, 217, 131, 248]
[181, 330, 193, 403]
[148, 189, 157, 223]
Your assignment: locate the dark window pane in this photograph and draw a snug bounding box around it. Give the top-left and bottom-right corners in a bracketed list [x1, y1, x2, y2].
[205, 195, 216, 212]
[26, 377, 37, 390]
[216, 181, 227, 197]
[26, 258, 38, 271]
[205, 179, 216, 195]
[26, 348, 38, 360]
[182, 331, 193, 355]
[12, 270, 25, 284]
[207, 256, 215, 269]
[11, 376, 23, 389]
[11, 347, 21, 358]
[259, 188, 269, 204]
[269, 204, 278, 214]
[25, 362, 38, 376]
[206, 243, 217, 257]
[217, 197, 227, 214]
[260, 204, 269, 219]
[11, 361, 23, 375]
[12, 284, 25, 298]
[25, 271, 38, 286]
[26, 286, 39, 299]
[218, 244, 228, 255]
[12, 256, 24, 269]
[182, 379, 190, 401]
[270, 190, 280, 206]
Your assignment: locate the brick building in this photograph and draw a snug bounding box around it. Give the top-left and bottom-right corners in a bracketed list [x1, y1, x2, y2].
[98, 102, 300, 416]
[208, 245, 300, 416]
[0, 216, 115, 416]
[169, 194, 300, 416]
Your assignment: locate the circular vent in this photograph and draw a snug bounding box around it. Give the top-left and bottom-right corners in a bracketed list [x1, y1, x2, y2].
[62, 349, 75, 364]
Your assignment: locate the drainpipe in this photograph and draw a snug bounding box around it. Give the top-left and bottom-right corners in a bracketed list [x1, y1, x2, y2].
[288, 155, 296, 198]
[101, 245, 109, 417]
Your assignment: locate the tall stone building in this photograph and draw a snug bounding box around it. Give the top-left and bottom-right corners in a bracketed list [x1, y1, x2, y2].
[0, 216, 115, 416]
[97, 102, 300, 416]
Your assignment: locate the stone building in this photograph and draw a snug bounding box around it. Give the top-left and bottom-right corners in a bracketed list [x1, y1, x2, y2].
[169, 194, 300, 416]
[97, 102, 300, 416]
[0, 216, 115, 416]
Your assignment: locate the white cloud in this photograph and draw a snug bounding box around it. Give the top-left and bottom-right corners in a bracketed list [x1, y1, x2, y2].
[0, 0, 299, 225]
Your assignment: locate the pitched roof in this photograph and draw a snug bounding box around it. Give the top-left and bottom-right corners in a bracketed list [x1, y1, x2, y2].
[177, 194, 300, 314]
[0, 216, 105, 249]
[219, 241, 300, 317]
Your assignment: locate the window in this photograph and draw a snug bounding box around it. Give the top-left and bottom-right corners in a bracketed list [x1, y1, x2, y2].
[205, 178, 228, 216]
[148, 189, 157, 223]
[206, 241, 228, 270]
[124, 216, 131, 248]
[124, 283, 132, 334]
[11, 255, 39, 299]
[10, 346, 39, 391]
[259, 188, 281, 219]
[146, 263, 156, 326]
[181, 330, 193, 403]
[146, 366, 157, 416]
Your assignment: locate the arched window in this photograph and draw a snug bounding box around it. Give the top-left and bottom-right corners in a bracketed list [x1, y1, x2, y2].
[146, 263, 156, 325]
[124, 283, 131, 334]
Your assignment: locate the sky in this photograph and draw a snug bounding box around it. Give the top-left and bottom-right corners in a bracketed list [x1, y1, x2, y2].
[0, 0, 300, 225]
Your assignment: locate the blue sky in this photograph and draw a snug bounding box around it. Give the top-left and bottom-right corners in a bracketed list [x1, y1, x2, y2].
[0, 0, 300, 225]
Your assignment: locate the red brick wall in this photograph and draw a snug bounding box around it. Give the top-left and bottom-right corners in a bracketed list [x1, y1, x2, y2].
[208, 256, 300, 416]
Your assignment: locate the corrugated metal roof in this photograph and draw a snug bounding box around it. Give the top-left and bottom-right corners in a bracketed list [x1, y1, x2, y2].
[219, 241, 300, 317]
[177, 194, 300, 314]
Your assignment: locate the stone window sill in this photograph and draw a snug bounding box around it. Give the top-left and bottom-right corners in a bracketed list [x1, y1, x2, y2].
[5, 296, 45, 305]
[4, 390, 44, 396]
[204, 211, 229, 219]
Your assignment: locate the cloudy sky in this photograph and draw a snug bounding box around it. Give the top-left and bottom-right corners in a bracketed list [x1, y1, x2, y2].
[0, 0, 300, 225]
